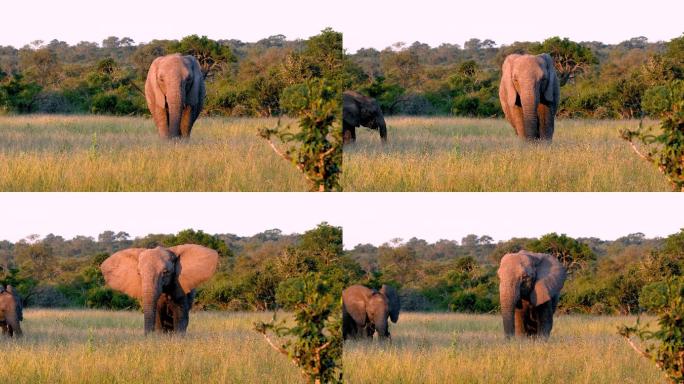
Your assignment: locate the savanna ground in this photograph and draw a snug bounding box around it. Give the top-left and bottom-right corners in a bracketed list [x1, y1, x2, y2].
[0, 115, 308, 191]
[344, 312, 664, 384]
[0, 309, 301, 383]
[342, 117, 672, 191]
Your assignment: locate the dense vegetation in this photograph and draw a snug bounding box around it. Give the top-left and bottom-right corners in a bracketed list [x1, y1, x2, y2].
[346, 230, 684, 315]
[0, 29, 344, 117]
[0, 224, 362, 312]
[2, 225, 681, 318]
[346, 35, 684, 119]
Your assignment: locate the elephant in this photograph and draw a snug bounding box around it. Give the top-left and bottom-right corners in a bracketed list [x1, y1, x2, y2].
[0, 285, 23, 337]
[499, 53, 560, 141]
[342, 284, 399, 340]
[343, 91, 387, 144]
[145, 54, 206, 139]
[100, 244, 218, 335]
[497, 250, 567, 339]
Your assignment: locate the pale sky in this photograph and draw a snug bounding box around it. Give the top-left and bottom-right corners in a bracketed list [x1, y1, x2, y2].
[0, 1, 680, 51]
[0, 193, 681, 248]
[338, 193, 684, 248]
[0, 193, 339, 241]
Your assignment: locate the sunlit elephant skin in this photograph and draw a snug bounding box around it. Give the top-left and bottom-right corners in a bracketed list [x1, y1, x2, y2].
[497, 250, 567, 339]
[101, 244, 218, 335]
[343, 91, 387, 144]
[499, 54, 560, 141]
[342, 284, 400, 340]
[0, 285, 23, 337]
[145, 54, 205, 139]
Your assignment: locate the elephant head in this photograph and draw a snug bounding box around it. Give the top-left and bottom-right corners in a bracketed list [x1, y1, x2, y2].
[497, 251, 566, 338]
[145, 54, 206, 139]
[0, 285, 23, 337]
[342, 284, 400, 340]
[499, 53, 560, 141]
[101, 244, 218, 334]
[343, 91, 387, 144]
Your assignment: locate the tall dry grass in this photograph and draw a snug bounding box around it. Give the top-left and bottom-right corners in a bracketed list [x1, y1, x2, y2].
[0, 309, 302, 383]
[342, 117, 671, 191]
[0, 115, 308, 191]
[343, 312, 664, 384]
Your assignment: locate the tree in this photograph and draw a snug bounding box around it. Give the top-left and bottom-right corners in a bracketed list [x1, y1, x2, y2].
[527, 233, 596, 273]
[619, 277, 684, 383]
[170, 35, 236, 79]
[254, 223, 345, 383]
[621, 80, 684, 190]
[259, 79, 341, 191]
[533, 37, 598, 86]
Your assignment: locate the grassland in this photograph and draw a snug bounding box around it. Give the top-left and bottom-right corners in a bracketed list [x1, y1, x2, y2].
[343, 312, 664, 384]
[0, 115, 309, 191]
[342, 117, 672, 191]
[0, 309, 302, 383]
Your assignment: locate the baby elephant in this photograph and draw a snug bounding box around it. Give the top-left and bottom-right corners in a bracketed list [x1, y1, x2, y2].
[498, 251, 567, 339]
[0, 285, 23, 337]
[342, 284, 400, 340]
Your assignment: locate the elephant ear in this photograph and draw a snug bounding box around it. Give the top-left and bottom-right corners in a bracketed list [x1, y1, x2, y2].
[169, 244, 219, 294]
[539, 53, 558, 103]
[501, 54, 519, 107]
[100, 248, 145, 299]
[145, 57, 165, 109]
[343, 92, 360, 126]
[185, 56, 205, 107]
[530, 253, 567, 307]
[380, 284, 400, 323]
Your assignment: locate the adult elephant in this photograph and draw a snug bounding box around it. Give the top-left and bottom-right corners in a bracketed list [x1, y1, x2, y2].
[497, 251, 567, 339]
[0, 285, 23, 337]
[145, 54, 205, 139]
[342, 284, 399, 340]
[343, 91, 387, 144]
[499, 53, 560, 141]
[101, 244, 218, 335]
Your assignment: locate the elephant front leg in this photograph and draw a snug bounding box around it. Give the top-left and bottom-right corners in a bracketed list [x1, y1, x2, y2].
[537, 103, 554, 141]
[535, 302, 554, 338]
[514, 307, 526, 337]
[152, 107, 170, 138]
[179, 105, 194, 138]
[508, 106, 526, 138]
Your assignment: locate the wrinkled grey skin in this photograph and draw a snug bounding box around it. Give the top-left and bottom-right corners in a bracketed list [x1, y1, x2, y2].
[0, 285, 23, 337]
[342, 284, 400, 340]
[343, 91, 387, 144]
[101, 244, 218, 335]
[497, 251, 567, 339]
[499, 54, 560, 141]
[145, 54, 206, 139]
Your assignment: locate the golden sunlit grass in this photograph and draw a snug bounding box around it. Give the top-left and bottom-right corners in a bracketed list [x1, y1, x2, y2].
[0, 309, 301, 383]
[342, 117, 671, 191]
[343, 312, 664, 384]
[0, 115, 308, 191]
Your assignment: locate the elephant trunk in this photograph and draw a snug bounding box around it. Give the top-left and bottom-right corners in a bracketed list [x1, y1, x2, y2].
[378, 116, 387, 143]
[374, 313, 390, 340]
[500, 279, 520, 338]
[166, 80, 184, 138]
[520, 81, 540, 139]
[141, 277, 161, 335]
[6, 304, 21, 337]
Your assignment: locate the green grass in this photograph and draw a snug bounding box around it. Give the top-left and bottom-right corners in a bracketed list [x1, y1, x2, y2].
[343, 312, 665, 384]
[0, 309, 302, 383]
[0, 115, 309, 191]
[342, 117, 672, 191]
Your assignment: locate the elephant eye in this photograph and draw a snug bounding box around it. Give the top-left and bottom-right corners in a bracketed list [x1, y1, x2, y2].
[162, 268, 170, 275]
